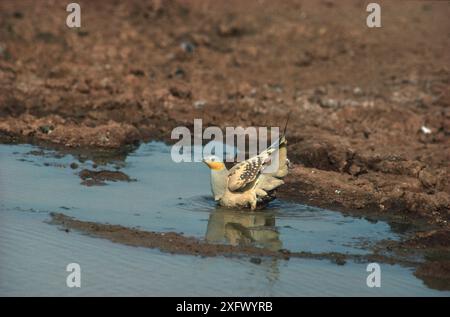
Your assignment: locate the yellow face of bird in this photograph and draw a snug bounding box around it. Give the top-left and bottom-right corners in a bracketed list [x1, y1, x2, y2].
[202, 156, 225, 171]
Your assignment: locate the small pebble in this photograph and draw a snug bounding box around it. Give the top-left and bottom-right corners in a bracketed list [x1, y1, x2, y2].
[353, 87, 363, 96]
[180, 41, 195, 54]
[194, 100, 207, 109]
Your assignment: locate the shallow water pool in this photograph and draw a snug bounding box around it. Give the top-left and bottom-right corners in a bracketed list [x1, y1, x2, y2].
[0, 142, 448, 296]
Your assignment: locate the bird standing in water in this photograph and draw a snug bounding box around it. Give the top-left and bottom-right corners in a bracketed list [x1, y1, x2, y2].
[203, 128, 289, 210]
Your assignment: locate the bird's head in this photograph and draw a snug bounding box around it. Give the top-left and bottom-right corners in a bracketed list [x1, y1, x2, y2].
[202, 155, 226, 171]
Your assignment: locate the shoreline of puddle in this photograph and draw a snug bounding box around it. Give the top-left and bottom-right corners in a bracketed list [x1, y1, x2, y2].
[1, 142, 449, 293]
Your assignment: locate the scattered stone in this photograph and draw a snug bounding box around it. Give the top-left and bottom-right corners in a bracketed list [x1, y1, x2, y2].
[420, 126, 432, 134]
[180, 40, 195, 54]
[318, 98, 340, 108]
[38, 125, 54, 134]
[353, 87, 363, 96]
[13, 11, 24, 19]
[418, 168, 437, 189]
[348, 164, 365, 176]
[77, 30, 89, 37]
[168, 67, 186, 79]
[130, 69, 145, 77]
[75, 82, 90, 94]
[250, 257, 262, 265]
[333, 256, 347, 266]
[217, 22, 245, 37]
[314, 86, 327, 95]
[193, 100, 207, 109]
[70, 162, 79, 169]
[169, 86, 192, 99]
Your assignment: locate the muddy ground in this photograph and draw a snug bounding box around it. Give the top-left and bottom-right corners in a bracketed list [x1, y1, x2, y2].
[0, 1, 449, 226]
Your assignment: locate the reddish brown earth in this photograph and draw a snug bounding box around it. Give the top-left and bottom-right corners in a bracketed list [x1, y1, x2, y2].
[0, 1, 449, 224]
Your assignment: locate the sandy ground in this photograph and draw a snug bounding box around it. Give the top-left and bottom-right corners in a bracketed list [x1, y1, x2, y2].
[0, 0, 449, 226]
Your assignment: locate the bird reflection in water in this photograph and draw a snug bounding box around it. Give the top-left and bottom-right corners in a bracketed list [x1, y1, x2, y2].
[205, 208, 282, 251]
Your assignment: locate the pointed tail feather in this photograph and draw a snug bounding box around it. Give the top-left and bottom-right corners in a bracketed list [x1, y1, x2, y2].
[267, 112, 290, 151]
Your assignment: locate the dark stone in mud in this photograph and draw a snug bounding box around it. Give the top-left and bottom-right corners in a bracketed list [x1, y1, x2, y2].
[38, 125, 54, 134]
[27, 150, 46, 156]
[130, 69, 145, 77]
[250, 257, 262, 264]
[168, 67, 186, 79]
[333, 255, 347, 266]
[217, 22, 245, 37]
[78, 169, 135, 186]
[318, 98, 340, 109]
[77, 30, 89, 37]
[169, 86, 192, 99]
[180, 40, 195, 54]
[70, 162, 79, 169]
[13, 11, 24, 19]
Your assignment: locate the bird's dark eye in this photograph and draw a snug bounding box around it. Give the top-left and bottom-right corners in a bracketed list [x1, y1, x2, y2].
[211, 157, 215, 162]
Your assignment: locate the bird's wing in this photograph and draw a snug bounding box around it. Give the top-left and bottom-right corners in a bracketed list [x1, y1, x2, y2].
[227, 129, 289, 192]
[227, 147, 276, 192]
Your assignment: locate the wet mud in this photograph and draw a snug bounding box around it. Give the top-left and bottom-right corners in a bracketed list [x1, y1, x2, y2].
[78, 169, 135, 186]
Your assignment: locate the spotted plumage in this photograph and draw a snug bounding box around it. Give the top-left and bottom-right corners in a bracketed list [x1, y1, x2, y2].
[227, 145, 276, 192]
